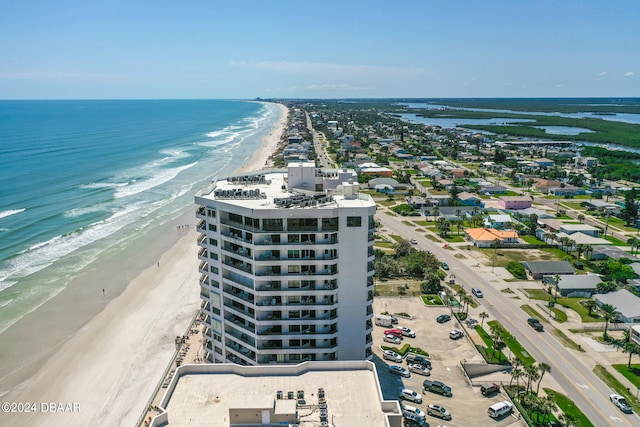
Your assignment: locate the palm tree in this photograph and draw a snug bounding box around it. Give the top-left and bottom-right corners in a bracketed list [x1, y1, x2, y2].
[583, 299, 597, 316]
[584, 244, 594, 260]
[494, 340, 506, 361]
[577, 213, 585, 223]
[623, 342, 640, 368]
[479, 311, 489, 328]
[576, 243, 585, 259]
[510, 366, 524, 388]
[628, 237, 639, 255]
[536, 362, 551, 395]
[457, 288, 467, 313]
[525, 364, 540, 393]
[559, 413, 579, 427]
[463, 294, 474, 314]
[601, 303, 620, 339]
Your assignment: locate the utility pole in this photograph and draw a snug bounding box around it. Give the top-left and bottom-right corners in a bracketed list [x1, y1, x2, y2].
[604, 211, 611, 238]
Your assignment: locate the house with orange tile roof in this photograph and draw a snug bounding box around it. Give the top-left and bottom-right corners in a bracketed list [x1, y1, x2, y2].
[464, 227, 520, 248]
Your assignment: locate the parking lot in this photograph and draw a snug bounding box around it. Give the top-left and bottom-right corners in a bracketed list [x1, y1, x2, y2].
[372, 297, 526, 427]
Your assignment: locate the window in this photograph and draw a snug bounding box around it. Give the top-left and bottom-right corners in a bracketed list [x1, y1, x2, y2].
[211, 266, 219, 274]
[322, 217, 339, 231]
[289, 325, 301, 333]
[263, 218, 283, 231]
[288, 250, 300, 259]
[209, 238, 218, 246]
[210, 252, 218, 260]
[289, 310, 301, 319]
[287, 217, 318, 231]
[207, 208, 216, 218]
[208, 224, 217, 232]
[288, 265, 300, 274]
[289, 280, 301, 289]
[347, 216, 362, 227]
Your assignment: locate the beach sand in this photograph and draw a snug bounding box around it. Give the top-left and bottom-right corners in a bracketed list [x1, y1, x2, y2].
[0, 102, 288, 427]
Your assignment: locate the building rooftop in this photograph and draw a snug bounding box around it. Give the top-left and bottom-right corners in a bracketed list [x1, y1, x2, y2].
[152, 362, 401, 427]
[595, 290, 640, 319]
[550, 274, 602, 290]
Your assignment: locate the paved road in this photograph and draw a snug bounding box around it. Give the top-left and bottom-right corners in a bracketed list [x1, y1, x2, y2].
[376, 208, 639, 426]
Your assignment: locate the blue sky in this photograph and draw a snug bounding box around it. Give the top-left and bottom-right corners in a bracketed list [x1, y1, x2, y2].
[1, 0, 638, 99]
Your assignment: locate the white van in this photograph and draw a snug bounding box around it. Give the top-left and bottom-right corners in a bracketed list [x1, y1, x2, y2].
[488, 401, 513, 418]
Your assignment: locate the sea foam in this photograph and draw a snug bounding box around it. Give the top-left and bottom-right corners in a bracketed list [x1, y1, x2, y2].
[0, 208, 26, 220]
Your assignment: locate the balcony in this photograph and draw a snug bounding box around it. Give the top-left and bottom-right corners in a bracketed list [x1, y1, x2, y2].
[198, 248, 208, 261]
[221, 230, 253, 245]
[198, 261, 209, 275]
[224, 299, 255, 317]
[196, 206, 206, 219]
[197, 234, 207, 247]
[197, 220, 206, 232]
[225, 315, 255, 334]
[222, 259, 253, 274]
[221, 243, 252, 260]
[225, 285, 255, 304]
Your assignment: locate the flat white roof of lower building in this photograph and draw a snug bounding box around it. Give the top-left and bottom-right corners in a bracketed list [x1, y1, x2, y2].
[153, 361, 400, 427]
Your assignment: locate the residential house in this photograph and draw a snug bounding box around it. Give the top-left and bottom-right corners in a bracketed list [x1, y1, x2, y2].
[465, 227, 519, 248]
[559, 223, 601, 237]
[497, 196, 532, 210]
[521, 261, 575, 280]
[543, 274, 602, 297]
[533, 178, 562, 193]
[549, 186, 586, 196]
[457, 192, 482, 206]
[534, 158, 555, 168]
[484, 214, 513, 229]
[594, 290, 640, 323]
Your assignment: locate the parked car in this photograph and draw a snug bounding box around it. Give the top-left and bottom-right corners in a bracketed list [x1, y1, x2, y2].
[427, 403, 452, 420]
[610, 394, 633, 413]
[449, 329, 463, 340]
[471, 287, 483, 298]
[405, 354, 432, 368]
[384, 334, 401, 345]
[389, 365, 411, 378]
[399, 388, 423, 404]
[480, 383, 500, 396]
[436, 314, 451, 324]
[423, 380, 452, 397]
[409, 363, 431, 376]
[441, 262, 450, 270]
[402, 405, 426, 422]
[398, 326, 416, 338]
[488, 401, 513, 418]
[384, 329, 404, 337]
[527, 317, 543, 331]
[383, 349, 402, 363]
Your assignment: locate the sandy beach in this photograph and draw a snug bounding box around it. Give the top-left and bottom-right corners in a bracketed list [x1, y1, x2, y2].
[0, 102, 288, 427]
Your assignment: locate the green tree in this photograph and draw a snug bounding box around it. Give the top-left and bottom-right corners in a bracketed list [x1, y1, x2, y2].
[621, 188, 639, 226]
[601, 303, 620, 340]
[394, 239, 412, 258]
[583, 299, 597, 316]
[623, 342, 640, 368]
[421, 272, 442, 294]
[436, 217, 450, 238]
[536, 362, 551, 395]
[479, 311, 489, 328]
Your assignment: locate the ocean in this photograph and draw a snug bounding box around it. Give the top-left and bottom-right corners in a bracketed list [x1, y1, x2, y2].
[0, 99, 281, 334]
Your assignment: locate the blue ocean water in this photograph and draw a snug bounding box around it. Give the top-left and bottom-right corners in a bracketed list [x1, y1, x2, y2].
[0, 99, 280, 332]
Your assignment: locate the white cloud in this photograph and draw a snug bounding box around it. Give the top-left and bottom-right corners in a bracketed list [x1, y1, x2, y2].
[625, 71, 635, 77]
[596, 71, 608, 76]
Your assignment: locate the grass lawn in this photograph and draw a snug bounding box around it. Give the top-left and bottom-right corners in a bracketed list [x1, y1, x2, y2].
[550, 307, 568, 322]
[613, 364, 640, 388]
[487, 320, 536, 366]
[520, 235, 545, 244]
[414, 220, 434, 226]
[389, 234, 404, 243]
[443, 234, 466, 243]
[606, 215, 640, 232]
[378, 199, 398, 207]
[520, 304, 549, 323]
[421, 294, 444, 306]
[474, 325, 507, 364]
[374, 241, 394, 248]
[523, 289, 601, 322]
[401, 220, 414, 226]
[604, 234, 628, 246]
[543, 388, 594, 427]
[593, 365, 640, 414]
[382, 344, 429, 357]
[425, 234, 441, 243]
[551, 329, 585, 352]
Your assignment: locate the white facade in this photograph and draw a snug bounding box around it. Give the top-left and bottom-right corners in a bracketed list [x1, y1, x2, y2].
[195, 163, 376, 365]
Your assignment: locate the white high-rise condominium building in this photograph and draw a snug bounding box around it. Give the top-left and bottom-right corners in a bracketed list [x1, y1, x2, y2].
[195, 162, 376, 365]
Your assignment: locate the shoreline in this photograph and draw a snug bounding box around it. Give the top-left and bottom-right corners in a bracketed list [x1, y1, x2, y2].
[0, 102, 289, 426]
